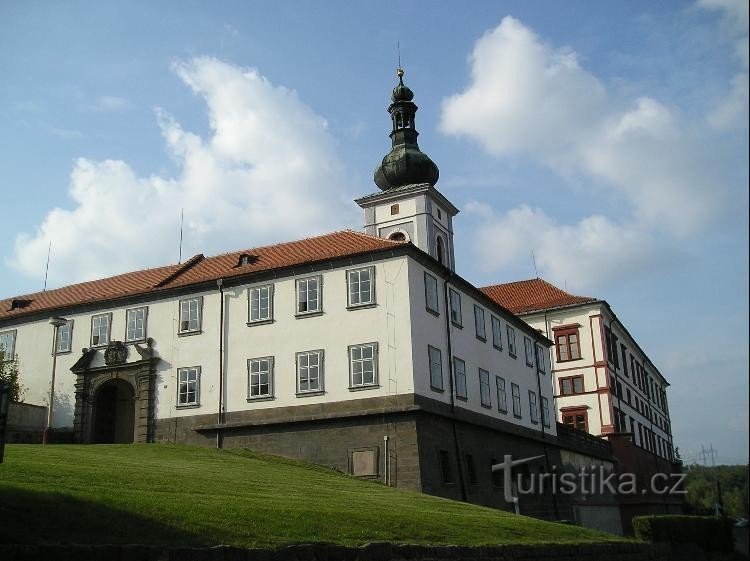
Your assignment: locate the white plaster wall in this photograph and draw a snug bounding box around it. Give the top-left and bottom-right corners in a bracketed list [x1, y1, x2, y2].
[407, 260, 556, 435]
[374, 197, 418, 224]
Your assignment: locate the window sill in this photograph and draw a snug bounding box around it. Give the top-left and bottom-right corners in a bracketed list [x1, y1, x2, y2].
[456, 395, 468, 402]
[177, 330, 203, 338]
[347, 303, 376, 311]
[124, 339, 147, 346]
[531, 420, 539, 425]
[493, 344, 503, 352]
[476, 336, 487, 343]
[480, 403, 492, 409]
[348, 384, 380, 392]
[430, 385, 445, 393]
[558, 357, 584, 363]
[247, 395, 275, 402]
[425, 307, 440, 317]
[295, 311, 323, 319]
[498, 409, 508, 415]
[508, 353, 517, 359]
[513, 413, 522, 419]
[90, 343, 109, 349]
[246, 319, 274, 327]
[296, 390, 325, 398]
[176, 404, 201, 409]
[451, 321, 463, 329]
[53, 350, 72, 356]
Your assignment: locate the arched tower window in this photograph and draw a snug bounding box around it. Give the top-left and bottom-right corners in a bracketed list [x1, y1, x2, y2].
[389, 230, 408, 243]
[436, 236, 445, 265]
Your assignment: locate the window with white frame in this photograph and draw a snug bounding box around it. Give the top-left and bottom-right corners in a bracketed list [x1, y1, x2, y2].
[454, 356, 467, 399]
[529, 390, 539, 424]
[350, 342, 378, 388]
[524, 336, 534, 367]
[496, 376, 507, 413]
[297, 350, 324, 393]
[424, 272, 439, 315]
[535, 344, 546, 374]
[491, 316, 503, 350]
[479, 368, 491, 407]
[0, 330, 17, 361]
[511, 383, 522, 418]
[541, 396, 550, 427]
[90, 313, 111, 347]
[249, 285, 273, 323]
[126, 307, 147, 342]
[428, 345, 443, 390]
[474, 305, 486, 341]
[247, 357, 274, 399]
[177, 366, 200, 406]
[296, 276, 321, 315]
[56, 320, 74, 354]
[348, 267, 375, 307]
[179, 297, 202, 333]
[507, 325, 517, 357]
[449, 288, 462, 326]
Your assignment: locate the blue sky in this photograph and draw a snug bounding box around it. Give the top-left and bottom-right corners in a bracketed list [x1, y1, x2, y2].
[1, 0, 747, 464]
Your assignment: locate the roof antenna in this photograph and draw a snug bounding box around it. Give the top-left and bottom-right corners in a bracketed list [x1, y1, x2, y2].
[178, 208, 184, 264]
[43, 240, 52, 291]
[531, 250, 539, 279]
[397, 40, 401, 69]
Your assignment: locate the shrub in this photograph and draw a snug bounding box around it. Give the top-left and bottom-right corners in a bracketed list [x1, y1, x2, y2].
[633, 515, 734, 552]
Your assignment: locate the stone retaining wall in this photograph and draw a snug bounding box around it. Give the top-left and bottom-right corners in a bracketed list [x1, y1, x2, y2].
[0, 541, 669, 561]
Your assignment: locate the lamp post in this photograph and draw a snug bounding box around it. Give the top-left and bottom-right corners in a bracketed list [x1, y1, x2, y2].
[43, 316, 67, 445]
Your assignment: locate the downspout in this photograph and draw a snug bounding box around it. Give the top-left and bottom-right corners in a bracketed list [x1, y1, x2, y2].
[442, 272, 467, 502]
[539, 309, 559, 519]
[216, 278, 224, 449]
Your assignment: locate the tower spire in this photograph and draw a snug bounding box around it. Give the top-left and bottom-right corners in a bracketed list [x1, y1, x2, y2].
[373, 67, 439, 191]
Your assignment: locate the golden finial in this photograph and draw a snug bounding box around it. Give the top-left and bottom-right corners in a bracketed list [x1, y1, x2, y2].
[397, 67, 404, 79]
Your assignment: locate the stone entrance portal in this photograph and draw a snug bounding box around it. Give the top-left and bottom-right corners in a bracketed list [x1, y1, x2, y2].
[93, 378, 135, 443]
[71, 339, 159, 444]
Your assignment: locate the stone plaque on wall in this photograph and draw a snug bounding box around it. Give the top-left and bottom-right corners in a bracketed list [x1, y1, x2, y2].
[351, 449, 378, 477]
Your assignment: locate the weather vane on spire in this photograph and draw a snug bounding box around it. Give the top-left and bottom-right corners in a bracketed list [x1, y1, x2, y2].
[397, 41, 404, 81]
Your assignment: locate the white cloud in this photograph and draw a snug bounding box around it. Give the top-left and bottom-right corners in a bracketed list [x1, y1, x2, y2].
[10, 57, 356, 287]
[442, 16, 744, 288]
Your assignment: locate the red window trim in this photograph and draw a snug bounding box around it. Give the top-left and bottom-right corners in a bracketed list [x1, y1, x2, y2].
[558, 374, 584, 395]
[561, 407, 588, 432]
[554, 326, 582, 363]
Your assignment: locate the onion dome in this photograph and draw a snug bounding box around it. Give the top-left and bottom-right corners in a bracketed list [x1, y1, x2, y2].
[373, 68, 439, 191]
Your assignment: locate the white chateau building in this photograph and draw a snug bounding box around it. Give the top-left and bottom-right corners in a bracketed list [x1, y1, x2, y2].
[1, 70, 675, 529]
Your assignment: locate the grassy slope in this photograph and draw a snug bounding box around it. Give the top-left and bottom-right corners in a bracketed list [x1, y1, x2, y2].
[0, 444, 621, 547]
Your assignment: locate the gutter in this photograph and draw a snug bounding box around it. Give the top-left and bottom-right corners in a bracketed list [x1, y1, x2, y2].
[216, 278, 224, 449]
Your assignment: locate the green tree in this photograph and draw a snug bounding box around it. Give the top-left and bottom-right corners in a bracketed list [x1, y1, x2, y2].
[684, 464, 749, 518]
[0, 354, 26, 402]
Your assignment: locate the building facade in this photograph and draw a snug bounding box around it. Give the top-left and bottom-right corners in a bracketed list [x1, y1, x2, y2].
[481, 278, 674, 462]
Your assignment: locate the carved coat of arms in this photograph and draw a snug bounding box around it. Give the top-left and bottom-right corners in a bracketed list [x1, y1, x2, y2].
[103, 341, 128, 366]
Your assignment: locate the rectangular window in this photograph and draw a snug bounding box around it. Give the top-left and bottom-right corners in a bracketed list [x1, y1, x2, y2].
[179, 297, 202, 333]
[491, 316, 503, 350]
[177, 366, 200, 406]
[511, 383, 522, 418]
[424, 272, 439, 315]
[247, 357, 274, 399]
[523, 336, 534, 367]
[0, 330, 16, 361]
[126, 307, 147, 342]
[535, 344, 546, 374]
[541, 396, 550, 427]
[479, 368, 491, 407]
[621, 344, 629, 377]
[439, 450, 454, 484]
[348, 267, 375, 307]
[454, 357, 467, 399]
[560, 375, 584, 395]
[249, 285, 273, 323]
[555, 329, 581, 362]
[495, 376, 507, 413]
[55, 320, 74, 354]
[529, 390, 539, 424]
[473, 305, 486, 341]
[349, 342, 378, 388]
[296, 276, 321, 315]
[506, 326, 517, 357]
[90, 313, 111, 347]
[428, 345, 443, 391]
[562, 409, 587, 431]
[296, 350, 324, 393]
[449, 288, 462, 326]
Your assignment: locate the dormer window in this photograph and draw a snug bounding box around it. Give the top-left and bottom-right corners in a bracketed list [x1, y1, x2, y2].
[237, 254, 258, 267]
[388, 231, 407, 242]
[10, 299, 32, 310]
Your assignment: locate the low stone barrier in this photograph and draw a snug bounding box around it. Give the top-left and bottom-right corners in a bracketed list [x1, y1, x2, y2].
[0, 541, 669, 561]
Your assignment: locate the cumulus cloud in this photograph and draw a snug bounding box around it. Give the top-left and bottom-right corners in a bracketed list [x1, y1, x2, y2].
[10, 57, 357, 287]
[442, 15, 745, 288]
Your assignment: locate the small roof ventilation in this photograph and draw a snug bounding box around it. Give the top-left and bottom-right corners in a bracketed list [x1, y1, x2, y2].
[10, 298, 32, 311]
[236, 254, 259, 267]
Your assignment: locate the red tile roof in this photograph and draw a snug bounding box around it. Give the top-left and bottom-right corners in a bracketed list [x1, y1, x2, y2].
[0, 230, 405, 321]
[480, 278, 597, 314]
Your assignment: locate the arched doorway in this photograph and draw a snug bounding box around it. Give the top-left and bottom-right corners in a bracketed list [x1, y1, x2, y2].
[92, 378, 135, 443]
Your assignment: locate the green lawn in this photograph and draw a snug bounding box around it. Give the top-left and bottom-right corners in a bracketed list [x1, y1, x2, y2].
[0, 444, 621, 547]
